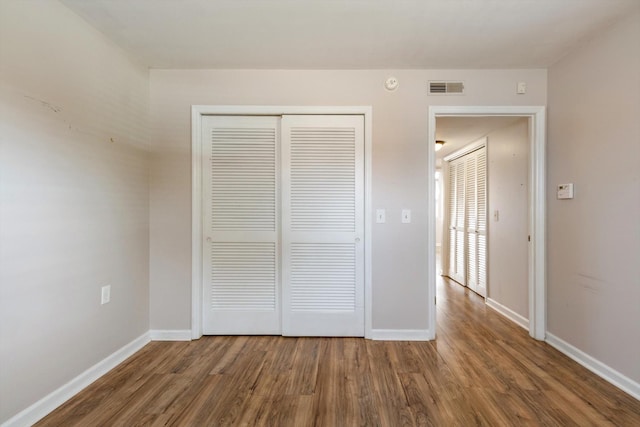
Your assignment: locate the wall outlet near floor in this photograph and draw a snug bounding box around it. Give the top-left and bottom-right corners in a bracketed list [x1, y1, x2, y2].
[101, 285, 111, 305]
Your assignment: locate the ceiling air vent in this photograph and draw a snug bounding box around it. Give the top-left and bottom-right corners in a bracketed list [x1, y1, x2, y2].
[429, 81, 465, 95]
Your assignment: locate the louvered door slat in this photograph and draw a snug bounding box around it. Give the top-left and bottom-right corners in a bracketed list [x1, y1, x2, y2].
[289, 127, 356, 232]
[291, 243, 355, 311]
[210, 243, 275, 309]
[202, 116, 280, 335]
[282, 115, 364, 337]
[209, 126, 276, 231]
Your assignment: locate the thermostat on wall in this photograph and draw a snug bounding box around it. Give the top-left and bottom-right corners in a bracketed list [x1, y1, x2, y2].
[557, 183, 574, 199]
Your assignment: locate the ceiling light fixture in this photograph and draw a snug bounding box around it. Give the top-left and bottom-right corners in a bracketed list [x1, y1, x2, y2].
[435, 140, 446, 151]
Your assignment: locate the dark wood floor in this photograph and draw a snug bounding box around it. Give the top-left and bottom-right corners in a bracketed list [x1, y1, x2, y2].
[37, 276, 640, 426]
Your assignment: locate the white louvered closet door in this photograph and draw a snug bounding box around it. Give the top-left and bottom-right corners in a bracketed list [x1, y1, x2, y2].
[465, 153, 479, 294]
[447, 157, 466, 285]
[446, 161, 457, 280]
[281, 115, 365, 336]
[202, 116, 280, 334]
[464, 153, 478, 290]
[464, 146, 487, 297]
[445, 145, 487, 297]
[474, 147, 487, 297]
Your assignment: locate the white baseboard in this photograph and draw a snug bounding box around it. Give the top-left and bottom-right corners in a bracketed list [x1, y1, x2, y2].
[149, 329, 192, 341]
[371, 329, 432, 341]
[486, 298, 529, 330]
[2, 332, 150, 427]
[546, 333, 640, 400]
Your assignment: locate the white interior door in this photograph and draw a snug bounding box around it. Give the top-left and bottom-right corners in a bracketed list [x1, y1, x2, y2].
[445, 145, 487, 297]
[466, 153, 478, 291]
[202, 116, 280, 334]
[447, 157, 466, 285]
[465, 147, 487, 297]
[281, 115, 365, 336]
[475, 147, 487, 296]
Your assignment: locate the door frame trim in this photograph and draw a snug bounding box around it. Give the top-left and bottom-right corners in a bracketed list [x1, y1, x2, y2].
[191, 105, 373, 339]
[428, 106, 546, 340]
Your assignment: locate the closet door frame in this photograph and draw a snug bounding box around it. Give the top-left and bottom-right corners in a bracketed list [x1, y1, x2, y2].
[191, 106, 373, 340]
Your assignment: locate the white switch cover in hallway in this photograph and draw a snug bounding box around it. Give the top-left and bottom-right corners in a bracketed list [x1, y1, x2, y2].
[402, 209, 411, 223]
[101, 285, 111, 305]
[376, 209, 386, 223]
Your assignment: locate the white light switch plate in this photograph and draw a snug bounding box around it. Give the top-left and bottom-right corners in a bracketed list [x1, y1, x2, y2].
[376, 209, 386, 223]
[101, 285, 111, 305]
[402, 209, 411, 223]
[557, 183, 574, 199]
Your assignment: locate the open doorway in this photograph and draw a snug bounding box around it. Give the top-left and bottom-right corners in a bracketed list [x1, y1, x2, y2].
[436, 116, 529, 326]
[427, 106, 546, 341]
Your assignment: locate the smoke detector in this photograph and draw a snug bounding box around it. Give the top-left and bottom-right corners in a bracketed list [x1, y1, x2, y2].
[385, 77, 399, 91]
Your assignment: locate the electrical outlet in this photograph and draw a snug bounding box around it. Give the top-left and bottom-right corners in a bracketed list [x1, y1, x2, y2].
[101, 285, 111, 305]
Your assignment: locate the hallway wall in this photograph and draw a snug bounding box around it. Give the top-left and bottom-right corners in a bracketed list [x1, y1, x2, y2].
[487, 118, 529, 320]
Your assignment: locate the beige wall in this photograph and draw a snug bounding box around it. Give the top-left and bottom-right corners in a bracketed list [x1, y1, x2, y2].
[547, 10, 640, 382]
[0, 1, 150, 422]
[149, 69, 547, 331]
[487, 118, 529, 318]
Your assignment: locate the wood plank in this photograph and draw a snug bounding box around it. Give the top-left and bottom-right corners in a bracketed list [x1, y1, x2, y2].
[285, 338, 322, 396]
[366, 341, 416, 426]
[35, 276, 640, 426]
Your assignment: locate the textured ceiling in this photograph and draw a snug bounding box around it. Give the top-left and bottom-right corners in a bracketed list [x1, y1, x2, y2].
[60, 0, 639, 69]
